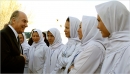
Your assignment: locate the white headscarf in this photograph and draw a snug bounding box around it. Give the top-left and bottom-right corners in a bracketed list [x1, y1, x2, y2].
[95, 1, 130, 73]
[95, 1, 130, 54]
[21, 33, 30, 67]
[64, 16, 104, 74]
[29, 29, 46, 72]
[69, 16, 80, 38]
[21, 33, 30, 50]
[81, 16, 103, 46]
[96, 1, 130, 34]
[48, 28, 63, 48]
[63, 16, 81, 57]
[55, 17, 81, 71]
[78, 15, 104, 59]
[31, 29, 46, 47]
[29, 29, 35, 38]
[46, 28, 64, 73]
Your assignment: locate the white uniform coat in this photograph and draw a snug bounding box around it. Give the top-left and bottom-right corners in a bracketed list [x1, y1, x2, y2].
[68, 16, 105, 74]
[95, 1, 130, 74]
[52, 17, 81, 74]
[28, 29, 48, 74]
[43, 28, 65, 74]
[21, 33, 30, 73]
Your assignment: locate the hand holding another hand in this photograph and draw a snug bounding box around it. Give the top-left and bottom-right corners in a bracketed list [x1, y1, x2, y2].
[20, 54, 26, 63]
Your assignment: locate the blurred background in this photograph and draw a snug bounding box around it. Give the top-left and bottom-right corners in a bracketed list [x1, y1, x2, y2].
[0, 0, 129, 44]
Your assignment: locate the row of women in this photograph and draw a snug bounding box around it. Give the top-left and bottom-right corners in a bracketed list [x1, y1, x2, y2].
[19, 1, 130, 74]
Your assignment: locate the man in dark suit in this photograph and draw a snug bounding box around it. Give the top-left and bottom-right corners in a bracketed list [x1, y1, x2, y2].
[1, 10, 28, 73]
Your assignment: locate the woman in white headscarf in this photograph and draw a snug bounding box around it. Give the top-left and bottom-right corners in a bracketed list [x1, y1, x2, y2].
[95, 1, 130, 74]
[19, 33, 30, 73]
[28, 29, 49, 74]
[68, 16, 105, 74]
[43, 28, 64, 74]
[52, 17, 81, 74]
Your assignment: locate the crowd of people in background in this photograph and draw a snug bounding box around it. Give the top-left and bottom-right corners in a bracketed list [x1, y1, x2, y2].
[1, 1, 130, 74]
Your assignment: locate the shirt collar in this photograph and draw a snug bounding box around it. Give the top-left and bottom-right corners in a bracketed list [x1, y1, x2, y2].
[8, 25, 18, 39]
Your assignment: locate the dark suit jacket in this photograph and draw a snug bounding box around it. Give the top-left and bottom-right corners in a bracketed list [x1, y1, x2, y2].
[1, 26, 25, 73]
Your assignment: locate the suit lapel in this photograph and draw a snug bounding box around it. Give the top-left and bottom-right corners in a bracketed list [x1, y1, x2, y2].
[6, 26, 21, 53]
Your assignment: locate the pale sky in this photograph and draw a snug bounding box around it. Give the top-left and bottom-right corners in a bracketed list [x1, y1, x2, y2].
[18, 0, 130, 44]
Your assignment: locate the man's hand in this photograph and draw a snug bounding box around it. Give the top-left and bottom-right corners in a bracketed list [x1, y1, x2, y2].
[20, 54, 26, 63]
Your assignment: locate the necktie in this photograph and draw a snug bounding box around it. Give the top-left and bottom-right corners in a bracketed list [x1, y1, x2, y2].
[17, 36, 23, 54]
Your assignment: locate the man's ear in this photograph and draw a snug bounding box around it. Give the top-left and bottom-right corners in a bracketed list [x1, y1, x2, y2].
[12, 17, 16, 24]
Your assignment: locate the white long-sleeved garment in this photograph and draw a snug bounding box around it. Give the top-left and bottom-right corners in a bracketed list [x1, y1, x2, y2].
[21, 33, 30, 73]
[69, 41, 105, 74]
[28, 29, 49, 74]
[43, 28, 65, 74]
[68, 16, 105, 74]
[52, 17, 81, 74]
[95, 1, 130, 74]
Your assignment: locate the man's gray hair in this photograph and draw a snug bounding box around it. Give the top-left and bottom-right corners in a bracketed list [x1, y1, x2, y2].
[9, 10, 20, 25]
